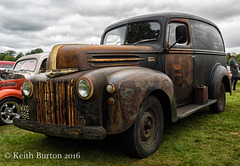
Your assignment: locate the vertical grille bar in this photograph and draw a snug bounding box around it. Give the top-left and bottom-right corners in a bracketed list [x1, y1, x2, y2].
[46, 80, 51, 124]
[34, 82, 40, 122]
[44, 81, 47, 123]
[40, 82, 45, 123]
[67, 80, 72, 126]
[50, 80, 55, 124]
[59, 81, 63, 125]
[62, 81, 66, 125]
[71, 79, 76, 126]
[56, 81, 60, 125]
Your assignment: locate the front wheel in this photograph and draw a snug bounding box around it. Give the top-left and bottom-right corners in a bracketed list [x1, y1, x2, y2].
[209, 82, 225, 113]
[0, 98, 21, 125]
[122, 95, 164, 158]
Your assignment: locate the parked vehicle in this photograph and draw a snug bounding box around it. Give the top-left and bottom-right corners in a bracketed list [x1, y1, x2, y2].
[0, 53, 48, 125]
[14, 13, 231, 158]
[0, 78, 25, 125]
[0, 61, 15, 69]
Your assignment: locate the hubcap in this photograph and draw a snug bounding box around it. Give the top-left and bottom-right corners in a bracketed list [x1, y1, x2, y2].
[0, 101, 20, 124]
[140, 109, 157, 145]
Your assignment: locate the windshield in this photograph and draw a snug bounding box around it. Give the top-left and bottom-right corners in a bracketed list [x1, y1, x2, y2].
[14, 59, 37, 72]
[103, 22, 160, 45]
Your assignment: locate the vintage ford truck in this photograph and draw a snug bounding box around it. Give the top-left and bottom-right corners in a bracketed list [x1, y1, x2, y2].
[14, 13, 231, 158]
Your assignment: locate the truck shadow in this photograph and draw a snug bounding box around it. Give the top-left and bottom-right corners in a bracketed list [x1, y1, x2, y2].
[30, 108, 215, 160]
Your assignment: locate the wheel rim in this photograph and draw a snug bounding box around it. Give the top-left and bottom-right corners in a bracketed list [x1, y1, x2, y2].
[139, 109, 157, 146]
[0, 101, 20, 124]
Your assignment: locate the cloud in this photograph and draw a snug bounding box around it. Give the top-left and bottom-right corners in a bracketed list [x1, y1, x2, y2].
[0, 0, 240, 53]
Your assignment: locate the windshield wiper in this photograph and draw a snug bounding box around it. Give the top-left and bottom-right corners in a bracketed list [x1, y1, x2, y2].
[134, 38, 157, 45]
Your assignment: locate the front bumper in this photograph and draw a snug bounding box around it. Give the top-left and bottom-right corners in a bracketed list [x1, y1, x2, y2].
[13, 118, 107, 140]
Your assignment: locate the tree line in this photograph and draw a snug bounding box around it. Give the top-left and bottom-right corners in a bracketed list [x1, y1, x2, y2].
[0, 48, 43, 62]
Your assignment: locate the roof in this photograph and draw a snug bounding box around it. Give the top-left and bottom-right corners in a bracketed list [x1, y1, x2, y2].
[104, 12, 218, 32]
[15, 52, 49, 62]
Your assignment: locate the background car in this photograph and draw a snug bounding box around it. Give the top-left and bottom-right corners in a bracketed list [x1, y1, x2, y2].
[0, 61, 15, 69]
[0, 53, 48, 125]
[0, 78, 25, 125]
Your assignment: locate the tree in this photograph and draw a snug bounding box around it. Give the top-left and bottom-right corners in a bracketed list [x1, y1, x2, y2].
[3, 55, 15, 61]
[15, 52, 24, 61]
[236, 54, 240, 63]
[26, 48, 43, 55]
[226, 53, 230, 65]
[5, 50, 16, 56]
[0, 53, 6, 61]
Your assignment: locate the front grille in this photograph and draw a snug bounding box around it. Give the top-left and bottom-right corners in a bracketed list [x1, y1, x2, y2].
[33, 79, 77, 126]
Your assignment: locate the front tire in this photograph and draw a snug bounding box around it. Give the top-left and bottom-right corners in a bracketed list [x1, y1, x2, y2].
[122, 96, 164, 158]
[0, 98, 21, 125]
[209, 82, 225, 113]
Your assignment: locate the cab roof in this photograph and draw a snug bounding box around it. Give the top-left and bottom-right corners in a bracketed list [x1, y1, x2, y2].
[104, 12, 218, 32]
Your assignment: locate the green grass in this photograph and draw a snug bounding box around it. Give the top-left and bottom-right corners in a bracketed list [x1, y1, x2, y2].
[0, 83, 240, 166]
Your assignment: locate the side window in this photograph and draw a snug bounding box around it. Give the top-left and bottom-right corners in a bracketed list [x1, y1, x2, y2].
[39, 59, 47, 73]
[190, 20, 224, 51]
[103, 26, 127, 45]
[167, 22, 188, 45]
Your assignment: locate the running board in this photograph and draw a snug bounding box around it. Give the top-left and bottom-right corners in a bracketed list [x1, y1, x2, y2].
[177, 99, 218, 119]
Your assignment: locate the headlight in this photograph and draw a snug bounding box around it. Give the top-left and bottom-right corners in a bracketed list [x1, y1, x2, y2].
[77, 77, 93, 100]
[22, 80, 33, 97]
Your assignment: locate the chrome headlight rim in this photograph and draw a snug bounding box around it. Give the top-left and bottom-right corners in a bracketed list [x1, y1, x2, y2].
[22, 80, 33, 97]
[76, 77, 94, 100]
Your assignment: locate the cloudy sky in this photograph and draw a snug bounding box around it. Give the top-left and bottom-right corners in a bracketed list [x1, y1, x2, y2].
[1, 0, 240, 54]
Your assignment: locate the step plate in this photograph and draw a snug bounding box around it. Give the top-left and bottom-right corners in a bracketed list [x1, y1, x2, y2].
[177, 99, 218, 119]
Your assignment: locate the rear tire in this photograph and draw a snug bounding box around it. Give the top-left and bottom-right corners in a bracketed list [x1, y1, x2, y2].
[121, 96, 164, 158]
[209, 82, 225, 113]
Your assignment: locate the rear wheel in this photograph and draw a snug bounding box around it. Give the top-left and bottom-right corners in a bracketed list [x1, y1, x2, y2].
[0, 98, 21, 125]
[122, 96, 164, 158]
[209, 82, 225, 113]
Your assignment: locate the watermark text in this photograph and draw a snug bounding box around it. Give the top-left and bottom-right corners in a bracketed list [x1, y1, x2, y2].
[4, 152, 81, 160]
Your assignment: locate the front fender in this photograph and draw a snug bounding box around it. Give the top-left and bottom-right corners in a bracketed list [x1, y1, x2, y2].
[105, 67, 174, 134]
[208, 64, 231, 99]
[0, 89, 23, 101]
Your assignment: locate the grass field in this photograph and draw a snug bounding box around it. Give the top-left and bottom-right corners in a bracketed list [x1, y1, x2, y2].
[0, 83, 239, 166]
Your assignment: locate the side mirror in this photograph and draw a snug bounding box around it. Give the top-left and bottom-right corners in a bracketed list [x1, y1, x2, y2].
[176, 25, 188, 44]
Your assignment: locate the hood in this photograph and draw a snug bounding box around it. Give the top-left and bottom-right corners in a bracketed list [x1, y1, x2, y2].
[46, 44, 157, 77]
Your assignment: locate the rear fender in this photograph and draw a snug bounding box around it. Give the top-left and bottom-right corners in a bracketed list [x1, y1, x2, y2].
[208, 64, 231, 99]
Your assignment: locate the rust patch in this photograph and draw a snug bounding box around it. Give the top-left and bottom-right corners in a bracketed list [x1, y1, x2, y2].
[119, 80, 141, 122]
[165, 53, 193, 103]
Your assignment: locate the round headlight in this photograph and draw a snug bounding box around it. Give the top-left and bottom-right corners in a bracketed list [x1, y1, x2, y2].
[22, 80, 33, 97]
[77, 77, 93, 100]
